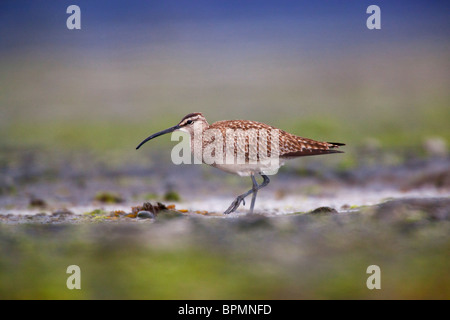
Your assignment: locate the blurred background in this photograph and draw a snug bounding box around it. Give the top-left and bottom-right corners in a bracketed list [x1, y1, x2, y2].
[0, 0, 449, 300]
[1, 0, 448, 153]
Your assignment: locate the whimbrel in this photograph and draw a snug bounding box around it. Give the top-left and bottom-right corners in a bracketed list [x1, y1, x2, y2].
[136, 113, 344, 214]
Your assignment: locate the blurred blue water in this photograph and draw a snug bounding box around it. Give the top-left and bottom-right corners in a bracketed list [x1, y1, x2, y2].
[1, 0, 448, 54]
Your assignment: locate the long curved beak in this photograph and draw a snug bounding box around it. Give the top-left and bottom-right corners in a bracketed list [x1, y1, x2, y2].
[136, 124, 180, 150]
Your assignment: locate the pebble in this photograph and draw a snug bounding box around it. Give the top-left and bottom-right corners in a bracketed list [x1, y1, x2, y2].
[137, 211, 155, 219]
[309, 207, 338, 215]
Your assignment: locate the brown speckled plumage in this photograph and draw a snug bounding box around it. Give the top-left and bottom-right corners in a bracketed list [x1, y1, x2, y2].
[137, 112, 345, 214]
[198, 118, 344, 162]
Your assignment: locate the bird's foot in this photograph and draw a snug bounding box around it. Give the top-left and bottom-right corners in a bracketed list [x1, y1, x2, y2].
[223, 196, 246, 214]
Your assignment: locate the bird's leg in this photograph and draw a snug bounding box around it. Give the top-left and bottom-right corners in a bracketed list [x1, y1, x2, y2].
[224, 174, 271, 214]
[259, 174, 271, 189]
[223, 178, 256, 214]
[249, 175, 259, 214]
[249, 174, 270, 213]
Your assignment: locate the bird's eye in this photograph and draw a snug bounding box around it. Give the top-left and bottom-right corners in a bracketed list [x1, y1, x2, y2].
[186, 120, 193, 125]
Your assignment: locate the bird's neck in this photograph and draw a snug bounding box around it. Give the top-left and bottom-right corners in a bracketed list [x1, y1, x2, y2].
[189, 122, 209, 160]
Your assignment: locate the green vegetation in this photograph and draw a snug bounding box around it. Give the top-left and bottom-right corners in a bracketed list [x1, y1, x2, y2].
[139, 193, 159, 201]
[1, 107, 448, 153]
[83, 209, 108, 216]
[164, 190, 181, 202]
[94, 191, 124, 204]
[0, 210, 448, 299]
[0, 47, 448, 156]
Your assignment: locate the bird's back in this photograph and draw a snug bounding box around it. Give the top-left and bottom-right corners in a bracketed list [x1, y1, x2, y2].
[207, 119, 343, 159]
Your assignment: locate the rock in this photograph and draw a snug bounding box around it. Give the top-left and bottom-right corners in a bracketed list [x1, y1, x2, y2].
[374, 198, 450, 221]
[137, 211, 155, 219]
[132, 202, 167, 216]
[29, 198, 47, 208]
[309, 207, 338, 215]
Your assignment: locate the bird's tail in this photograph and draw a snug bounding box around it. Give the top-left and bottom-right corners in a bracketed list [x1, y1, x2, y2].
[327, 142, 346, 148]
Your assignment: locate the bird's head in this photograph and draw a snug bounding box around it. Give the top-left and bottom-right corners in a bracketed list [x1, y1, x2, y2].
[136, 112, 207, 150]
